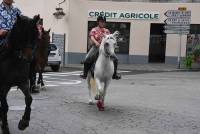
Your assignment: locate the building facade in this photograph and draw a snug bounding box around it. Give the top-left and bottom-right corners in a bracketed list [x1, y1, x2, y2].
[14, 0, 200, 64]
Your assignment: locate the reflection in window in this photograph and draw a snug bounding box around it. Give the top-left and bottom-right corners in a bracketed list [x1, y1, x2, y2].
[87, 21, 130, 54]
[186, 25, 200, 54]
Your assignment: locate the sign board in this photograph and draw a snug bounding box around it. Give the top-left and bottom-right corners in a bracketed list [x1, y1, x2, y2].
[164, 30, 189, 34]
[164, 10, 191, 17]
[164, 25, 190, 30]
[88, 10, 160, 20]
[164, 9, 191, 69]
[164, 18, 191, 25]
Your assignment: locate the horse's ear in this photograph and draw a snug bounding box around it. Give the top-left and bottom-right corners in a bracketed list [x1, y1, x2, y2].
[113, 31, 120, 39]
[33, 14, 40, 23]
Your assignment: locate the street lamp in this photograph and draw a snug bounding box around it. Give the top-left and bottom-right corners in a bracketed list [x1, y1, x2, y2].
[53, 0, 66, 19]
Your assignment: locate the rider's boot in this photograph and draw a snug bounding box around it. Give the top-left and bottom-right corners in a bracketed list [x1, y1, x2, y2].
[112, 59, 121, 80]
[80, 62, 91, 79]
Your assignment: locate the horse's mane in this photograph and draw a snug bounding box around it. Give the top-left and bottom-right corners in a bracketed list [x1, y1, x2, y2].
[7, 15, 39, 50]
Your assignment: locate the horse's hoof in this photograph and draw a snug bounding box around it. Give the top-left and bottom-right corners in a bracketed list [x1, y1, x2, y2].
[95, 95, 100, 100]
[88, 100, 94, 105]
[97, 100, 104, 111]
[41, 86, 46, 90]
[18, 119, 29, 130]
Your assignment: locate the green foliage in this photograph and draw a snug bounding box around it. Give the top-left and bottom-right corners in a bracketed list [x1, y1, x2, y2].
[192, 44, 200, 62]
[183, 53, 194, 69]
[193, 44, 200, 57]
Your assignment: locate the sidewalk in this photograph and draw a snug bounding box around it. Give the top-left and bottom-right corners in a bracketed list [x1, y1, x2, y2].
[63, 63, 200, 72]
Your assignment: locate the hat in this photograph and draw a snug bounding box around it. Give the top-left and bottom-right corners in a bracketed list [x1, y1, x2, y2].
[97, 16, 106, 22]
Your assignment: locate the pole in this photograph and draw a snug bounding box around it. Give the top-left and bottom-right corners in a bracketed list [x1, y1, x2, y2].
[63, 33, 66, 67]
[177, 34, 182, 69]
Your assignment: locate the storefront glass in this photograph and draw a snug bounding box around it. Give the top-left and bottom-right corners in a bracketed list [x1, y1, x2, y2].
[186, 24, 200, 54]
[87, 21, 130, 54]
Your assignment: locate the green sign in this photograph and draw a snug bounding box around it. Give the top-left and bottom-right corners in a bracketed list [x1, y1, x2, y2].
[88, 10, 159, 20]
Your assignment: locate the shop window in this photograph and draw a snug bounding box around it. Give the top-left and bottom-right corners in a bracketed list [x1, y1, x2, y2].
[87, 21, 130, 54]
[186, 24, 200, 54]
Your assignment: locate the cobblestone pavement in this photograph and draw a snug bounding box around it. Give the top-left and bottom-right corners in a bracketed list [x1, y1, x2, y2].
[1, 70, 200, 134]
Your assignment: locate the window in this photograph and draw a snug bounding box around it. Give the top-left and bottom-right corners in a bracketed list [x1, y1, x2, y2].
[87, 21, 130, 54]
[186, 25, 200, 54]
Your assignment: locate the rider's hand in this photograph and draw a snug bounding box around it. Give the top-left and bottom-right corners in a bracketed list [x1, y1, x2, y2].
[0, 29, 8, 36]
[96, 42, 100, 47]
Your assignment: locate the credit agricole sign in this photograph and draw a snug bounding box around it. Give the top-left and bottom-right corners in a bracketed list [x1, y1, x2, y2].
[88, 10, 160, 20]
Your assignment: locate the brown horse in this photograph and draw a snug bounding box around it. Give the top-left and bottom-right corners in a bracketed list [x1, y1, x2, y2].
[35, 29, 51, 89]
[29, 28, 50, 92]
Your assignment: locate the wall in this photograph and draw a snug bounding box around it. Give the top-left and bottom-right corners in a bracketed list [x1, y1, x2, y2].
[7, 0, 200, 64]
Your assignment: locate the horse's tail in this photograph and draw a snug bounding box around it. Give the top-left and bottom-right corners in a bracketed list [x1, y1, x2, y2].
[87, 71, 97, 95]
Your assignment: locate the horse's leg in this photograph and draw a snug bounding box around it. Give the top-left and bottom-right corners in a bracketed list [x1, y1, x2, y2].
[87, 74, 94, 105]
[0, 87, 10, 134]
[0, 95, 2, 121]
[95, 78, 105, 111]
[40, 70, 45, 89]
[0, 103, 2, 121]
[37, 71, 41, 87]
[94, 78, 102, 100]
[18, 80, 32, 130]
[102, 79, 111, 104]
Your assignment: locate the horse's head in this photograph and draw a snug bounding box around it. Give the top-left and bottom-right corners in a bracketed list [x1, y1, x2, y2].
[8, 14, 40, 60]
[41, 28, 51, 46]
[100, 31, 119, 57]
[36, 28, 51, 56]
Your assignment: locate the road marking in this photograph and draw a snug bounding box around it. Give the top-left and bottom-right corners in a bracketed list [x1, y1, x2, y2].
[44, 71, 82, 75]
[42, 71, 82, 86]
[119, 70, 131, 73]
[9, 105, 35, 111]
[45, 80, 81, 85]
[45, 84, 58, 87]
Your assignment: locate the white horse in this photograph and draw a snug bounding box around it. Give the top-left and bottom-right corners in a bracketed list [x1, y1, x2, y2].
[87, 31, 119, 111]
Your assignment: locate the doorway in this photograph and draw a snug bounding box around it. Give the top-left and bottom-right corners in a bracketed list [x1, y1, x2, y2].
[149, 24, 166, 63]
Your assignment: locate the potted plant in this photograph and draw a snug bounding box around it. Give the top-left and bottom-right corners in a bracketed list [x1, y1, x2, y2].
[184, 52, 194, 69]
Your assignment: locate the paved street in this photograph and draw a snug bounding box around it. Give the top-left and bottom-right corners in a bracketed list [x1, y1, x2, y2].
[2, 68, 200, 134]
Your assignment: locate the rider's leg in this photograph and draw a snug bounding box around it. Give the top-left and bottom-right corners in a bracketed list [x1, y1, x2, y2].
[80, 46, 99, 79]
[112, 55, 121, 80]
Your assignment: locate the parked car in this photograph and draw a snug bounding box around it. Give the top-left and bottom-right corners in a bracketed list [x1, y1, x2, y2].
[48, 43, 61, 71]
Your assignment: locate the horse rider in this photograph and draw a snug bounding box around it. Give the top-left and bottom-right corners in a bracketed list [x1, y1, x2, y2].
[80, 15, 121, 80]
[0, 0, 21, 49]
